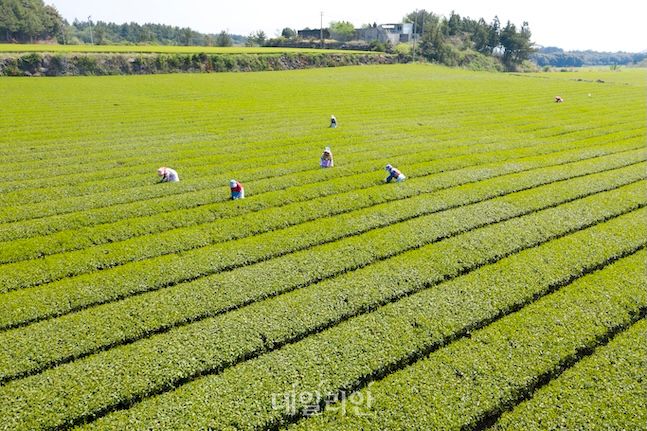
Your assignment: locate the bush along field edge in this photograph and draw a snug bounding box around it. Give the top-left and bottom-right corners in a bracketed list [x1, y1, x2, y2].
[0, 51, 400, 76]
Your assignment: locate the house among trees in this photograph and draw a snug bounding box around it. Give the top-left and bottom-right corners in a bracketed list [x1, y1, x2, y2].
[297, 23, 413, 44]
[356, 23, 414, 44]
[297, 28, 330, 39]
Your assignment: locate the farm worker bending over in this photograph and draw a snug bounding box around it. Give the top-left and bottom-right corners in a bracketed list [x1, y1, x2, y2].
[230, 179, 245, 200]
[385, 164, 406, 183]
[320, 146, 334, 168]
[157, 167, 179, 182]
[330, 115, 337, 128]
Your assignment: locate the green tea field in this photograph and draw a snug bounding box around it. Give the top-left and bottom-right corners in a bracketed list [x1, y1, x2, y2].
[0, 64, 645, 430]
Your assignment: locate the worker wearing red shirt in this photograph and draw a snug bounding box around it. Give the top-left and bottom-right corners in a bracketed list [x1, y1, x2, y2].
[230, 179, 245, 200]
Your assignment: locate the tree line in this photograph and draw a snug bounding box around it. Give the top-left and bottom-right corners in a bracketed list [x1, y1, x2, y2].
[64, 21, 245, 46]
[403, 10, 534, 70]
[0, 0, 243, 46]
[0, 0, 63, 42]
[532, 47, 646, 67]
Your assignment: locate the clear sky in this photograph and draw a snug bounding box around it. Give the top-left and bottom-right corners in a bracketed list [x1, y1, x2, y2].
[48, 0, 646, 52]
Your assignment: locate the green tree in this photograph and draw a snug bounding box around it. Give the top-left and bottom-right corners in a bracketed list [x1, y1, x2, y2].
[487, 16, 500, 53]
[58, 23, 75, 44]
[181, 27, 193, 45]
[281, 27, 296, 38]
[404, 10, 435, 36]
[472, 18, 490, 53]
[42, 5, 64, 39]
[447, 11, 461, 36]
[93, 22, 107, 45]
[215, 30, 233, 47]
[245, 30, 266, 46]
[20, 3, 44, 42]
[0, 0, 21, 41]
[141, 27, 156, 43]
[329, 21, 354, 41]
[418, 20, 446, 62]
[0, 0, 63, 42]
[500, 20, 533, 70]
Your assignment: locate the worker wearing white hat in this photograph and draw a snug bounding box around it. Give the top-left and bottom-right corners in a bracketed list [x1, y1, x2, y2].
[320, 146, 334, 168]
[157, 167, 179, 182]
[385, 164, 406, 183]
[230, 179, 245, 200]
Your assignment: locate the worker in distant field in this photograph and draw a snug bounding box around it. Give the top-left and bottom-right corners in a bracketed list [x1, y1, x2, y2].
[157, 167, 179, 182]
[555, 96, 564, 103]
[320, 146, 334, 168]
[330, 115, 337, 128]
[385, 164, 406, 183]
[230, 179, 245, 200]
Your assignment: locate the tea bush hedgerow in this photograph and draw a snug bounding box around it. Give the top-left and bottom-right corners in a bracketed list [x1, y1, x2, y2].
[492, 319, 647, 431]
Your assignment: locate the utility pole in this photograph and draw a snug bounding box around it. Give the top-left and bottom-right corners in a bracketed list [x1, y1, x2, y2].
[320, 11, 324, 49]
[417, 12, 426, 62]
[412, 18, 416, 62]
[88, 15, 94, 45]
[420, 11, 425, 43]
